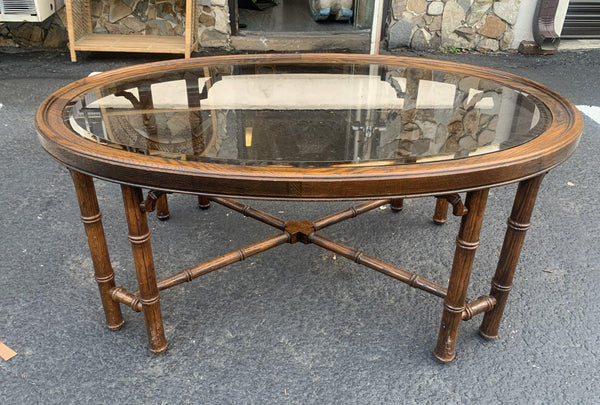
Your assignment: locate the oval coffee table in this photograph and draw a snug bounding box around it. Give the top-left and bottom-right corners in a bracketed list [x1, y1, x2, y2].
[36, 54, 583, 362]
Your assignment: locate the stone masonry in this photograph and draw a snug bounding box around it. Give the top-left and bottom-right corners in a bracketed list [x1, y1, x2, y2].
[0, 0, 229, 49]
[1, 1, 522, 52]
[388, 0, 520, 51]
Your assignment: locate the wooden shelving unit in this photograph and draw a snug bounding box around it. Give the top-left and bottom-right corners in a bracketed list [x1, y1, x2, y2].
[65, 0, 198, 62]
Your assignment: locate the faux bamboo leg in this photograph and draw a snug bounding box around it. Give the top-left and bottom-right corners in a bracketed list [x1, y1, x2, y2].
[121, 185, 168, 353]
[156, 194, 170, 221]
[433, 188, 489, 363]
[480, 174, 545, 340]
[197, 195, 211, 210]
[71, 171, 124, 330]
[390, 198, 404, 212]
[433, 197, 449, 225]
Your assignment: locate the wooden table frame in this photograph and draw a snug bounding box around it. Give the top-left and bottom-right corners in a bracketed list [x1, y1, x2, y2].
[37, 54, 583, 362]
[71, 169, 543, 362]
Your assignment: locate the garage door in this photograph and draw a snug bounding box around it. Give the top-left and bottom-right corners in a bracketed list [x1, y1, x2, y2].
[562, 0, 600, 38]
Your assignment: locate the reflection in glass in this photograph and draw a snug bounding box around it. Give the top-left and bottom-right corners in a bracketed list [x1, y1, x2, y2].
[64, 62, 550, 167]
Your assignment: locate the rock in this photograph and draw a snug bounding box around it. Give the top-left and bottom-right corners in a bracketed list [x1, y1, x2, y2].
[478, 129, 495, 145]
[411, 139, 431, 155]
[457, 0, 473, 12]
[446, 32, 471, 49]
[486, 115, 499, 131]
[199, 12, 216, 28]
[0, 37, 18, 47]
[400, 123, 422, 140]
[435, 124, 448, 144]
[167, 113, 189, 138]
[447, 120, 464, 137]
[408, 0, 427, 14]
[157, 2, 180, 24]
[430, 32, 442, 49]
[93, 21, 109, 34]
[429, 15, 442, 32]
[211, 0, 226, 6]
[174, 0, 185, 14]
[392, 0, 408, 20]
[441, 1, 465, 47]
[466, 0, 491, 25]
[411, 28, 431, 51]
[462, 108, 479, 135]
[109, 0, 133, 23]
[91, 0, 104, 18]
[444, 135, 460, 153]
[454, 26, 475, 42]
[427, 1, 444, 16]
[477, 14, 506, 39]
[200, 28, 228, 47]
[388, 18, 414, 48]
[42, 24, 68, 48]
[479, 37, 500, 51]
[134, 0, 149, 21]
[12, 24, 45, 46]
[500, 29, 514, 50]
[402, 109, 417, 123]
[458, 135, 477, 150]
[145, 19, 175, 36]
[416, 120, 438, 140]
[214, 7, 229, 34]
[493, 0, 519, 25]
[56, 5, 69, 26]
[105, 22, 134, 34]
[121, 15, 146, 32]
[458, 76, 481, 94]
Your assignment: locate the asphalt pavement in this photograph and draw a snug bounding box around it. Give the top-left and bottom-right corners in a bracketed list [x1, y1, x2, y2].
[0, 48, 599, 404]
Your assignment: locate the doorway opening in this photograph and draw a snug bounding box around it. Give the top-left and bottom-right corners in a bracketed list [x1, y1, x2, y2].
[229, 0, 379, 51]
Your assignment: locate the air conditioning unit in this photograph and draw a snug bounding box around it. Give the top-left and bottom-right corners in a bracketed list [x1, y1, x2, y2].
[0, 0, 56, 22]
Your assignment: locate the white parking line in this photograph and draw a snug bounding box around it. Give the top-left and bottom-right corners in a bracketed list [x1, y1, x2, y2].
[577, 105, 600, 125]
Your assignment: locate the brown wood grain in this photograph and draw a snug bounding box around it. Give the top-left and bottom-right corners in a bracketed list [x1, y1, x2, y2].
[36, 54, 583, 200]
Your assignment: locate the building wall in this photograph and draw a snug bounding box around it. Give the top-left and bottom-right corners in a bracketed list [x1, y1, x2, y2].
[387, 0, 523, 51]
[0, 0, 229, 49]
[1, 0, 543, 52]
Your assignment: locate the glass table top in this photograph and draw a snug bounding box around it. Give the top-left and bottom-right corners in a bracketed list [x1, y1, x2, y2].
[64, 61, 551, 168]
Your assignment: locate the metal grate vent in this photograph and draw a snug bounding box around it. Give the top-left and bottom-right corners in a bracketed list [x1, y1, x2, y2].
[562, 1, 600, 38]
[0, 0, 37, 15]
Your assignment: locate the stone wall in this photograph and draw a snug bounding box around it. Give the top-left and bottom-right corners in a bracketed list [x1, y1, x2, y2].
[0, 8, 69, 48]
[0, 0, 229, 49]
[388, 0, 521, 51]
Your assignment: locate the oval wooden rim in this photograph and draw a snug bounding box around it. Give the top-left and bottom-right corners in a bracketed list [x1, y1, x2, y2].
[36, 53, 583, 199]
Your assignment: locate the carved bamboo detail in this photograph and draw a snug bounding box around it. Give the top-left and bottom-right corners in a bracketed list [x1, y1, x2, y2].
[156, 233, 290, 291]
[312, 199, 391, 231]
[433, 188, 489, 363]
[71, 170, 124, 330]
[121, 184, 167, 353]
[211, 197, 286, 230]
[480, 174, 545, 339]
[462, 296, 496, 321]
[308, 233, 448, 298]
[111, 286, 142, 312]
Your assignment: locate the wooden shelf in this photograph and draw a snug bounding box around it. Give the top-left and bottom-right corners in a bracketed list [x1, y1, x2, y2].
[65, 0, 198, 62]
[74, 34, 188, 54]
